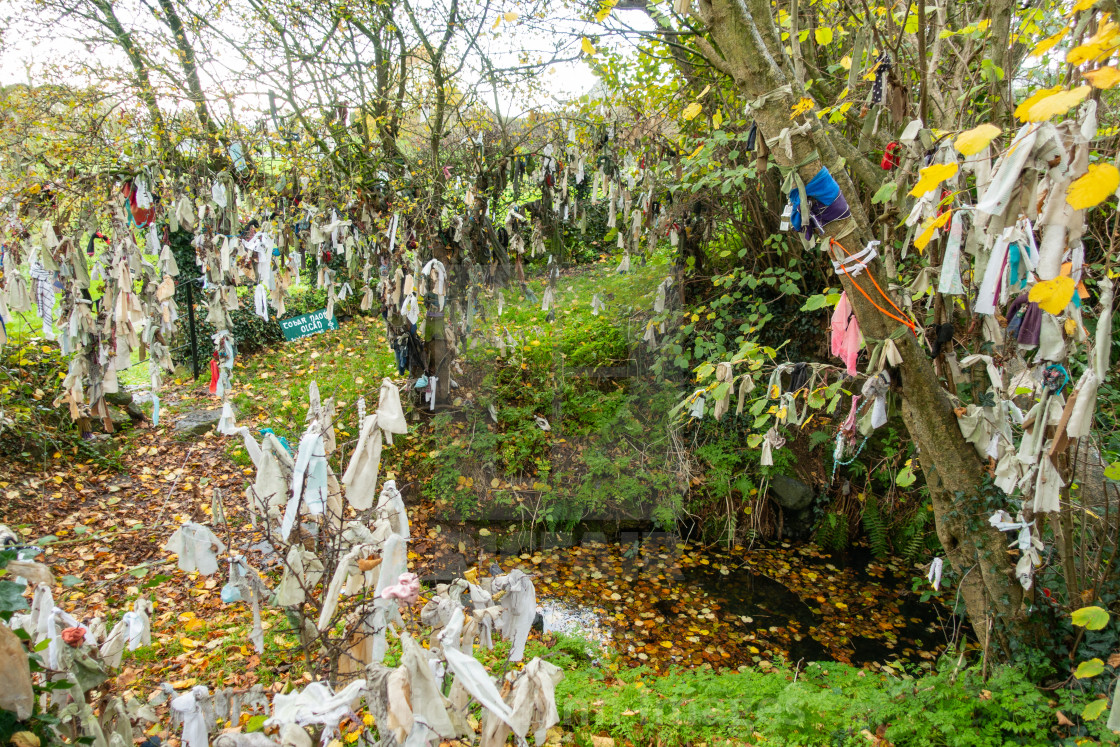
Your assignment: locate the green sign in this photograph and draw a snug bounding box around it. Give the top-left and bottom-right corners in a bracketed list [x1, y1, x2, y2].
[280, 309, 339, 341]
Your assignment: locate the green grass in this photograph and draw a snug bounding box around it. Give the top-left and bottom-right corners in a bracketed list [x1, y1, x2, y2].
[463, 251, 668, 368]
[159, 311, 397, 466]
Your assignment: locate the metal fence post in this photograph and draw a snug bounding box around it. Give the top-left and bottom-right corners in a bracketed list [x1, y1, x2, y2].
[186, 280, 200, 380]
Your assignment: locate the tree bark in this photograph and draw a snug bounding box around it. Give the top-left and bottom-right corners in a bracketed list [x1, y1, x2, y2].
[987, 0, 1016, 122]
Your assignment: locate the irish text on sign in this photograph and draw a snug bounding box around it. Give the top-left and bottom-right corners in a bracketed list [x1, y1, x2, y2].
[280, 309, 340, 341]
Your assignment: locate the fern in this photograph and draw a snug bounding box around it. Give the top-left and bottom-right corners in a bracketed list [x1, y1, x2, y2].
[815, 512, 849, 552]
[897, 508, 932, 561]
[808, 429, 833, 451]
[863, 495, 890, 559]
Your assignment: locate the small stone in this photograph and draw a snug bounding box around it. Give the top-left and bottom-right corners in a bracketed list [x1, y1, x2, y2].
[770, 474, 815, 511]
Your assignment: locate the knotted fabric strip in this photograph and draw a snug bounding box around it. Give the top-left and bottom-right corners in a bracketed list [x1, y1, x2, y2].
[832, 240, 879, 277]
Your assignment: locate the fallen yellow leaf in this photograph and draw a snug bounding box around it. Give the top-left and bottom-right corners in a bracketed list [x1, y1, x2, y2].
[790, 97, 814, 118]
[1014, 85, 1063, 121]
[1032, 26, 1069, 57]
[915, 210, 953, 252]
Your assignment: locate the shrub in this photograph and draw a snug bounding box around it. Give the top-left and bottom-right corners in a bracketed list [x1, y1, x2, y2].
[0, 342, 120, 467]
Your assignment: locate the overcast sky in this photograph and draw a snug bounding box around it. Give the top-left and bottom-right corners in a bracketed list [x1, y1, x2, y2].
[0, 3, 657, 124]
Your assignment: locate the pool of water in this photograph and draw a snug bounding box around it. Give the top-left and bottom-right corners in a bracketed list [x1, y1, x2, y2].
[411, 522, 954, 671]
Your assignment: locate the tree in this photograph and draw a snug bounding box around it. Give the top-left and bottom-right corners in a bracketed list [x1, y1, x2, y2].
[582, 0, 1115, 656]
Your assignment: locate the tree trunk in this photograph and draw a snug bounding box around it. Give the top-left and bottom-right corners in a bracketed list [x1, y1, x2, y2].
[987, 0, 1016, 123]
[695, 0, 1026, 651]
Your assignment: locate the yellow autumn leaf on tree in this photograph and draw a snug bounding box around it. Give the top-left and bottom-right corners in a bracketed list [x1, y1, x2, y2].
[1067, 41, 1117, 66]
[594, 0, 617, 22]
[914, 210, 953, 252]
[687, 142, 705, 159]
[1066, 20, 1119, 64]
[1083, 66, 1120, 89]
[503, 11, 519, 22]
[1026, 85, 1091, 121]
[1014, 85, 1063, 121]
[581, 37, 596, 55]
[1029, 276, 1077, 315]
[840, 55, 852, 70]
[815, 27, 833, 45]
[790, 97, 814, 118]
[1066, 163, 1120, 209]
[1069, 0, 1100, 16]
[682, 102, 702, 120]
[712, 109, 723, 128]
[1032, 27, 1069, 56]
[954, 123, 1001, 156]
[909, 163, 959, 197]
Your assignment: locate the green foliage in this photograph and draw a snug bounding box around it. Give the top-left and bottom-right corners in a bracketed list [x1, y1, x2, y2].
[424, 440, 471, 515]
[0, 341, 123, 467]
[558, 660, 1059, 746]
[862, 495, 890, 560]
[495, 405, 551, 475]
[816, 512, 849, 552]
[896, 507, 933, 562]
[564, 388, 627, 437]
[561, 316, 629, 367]
[168, 228, 200, 286]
